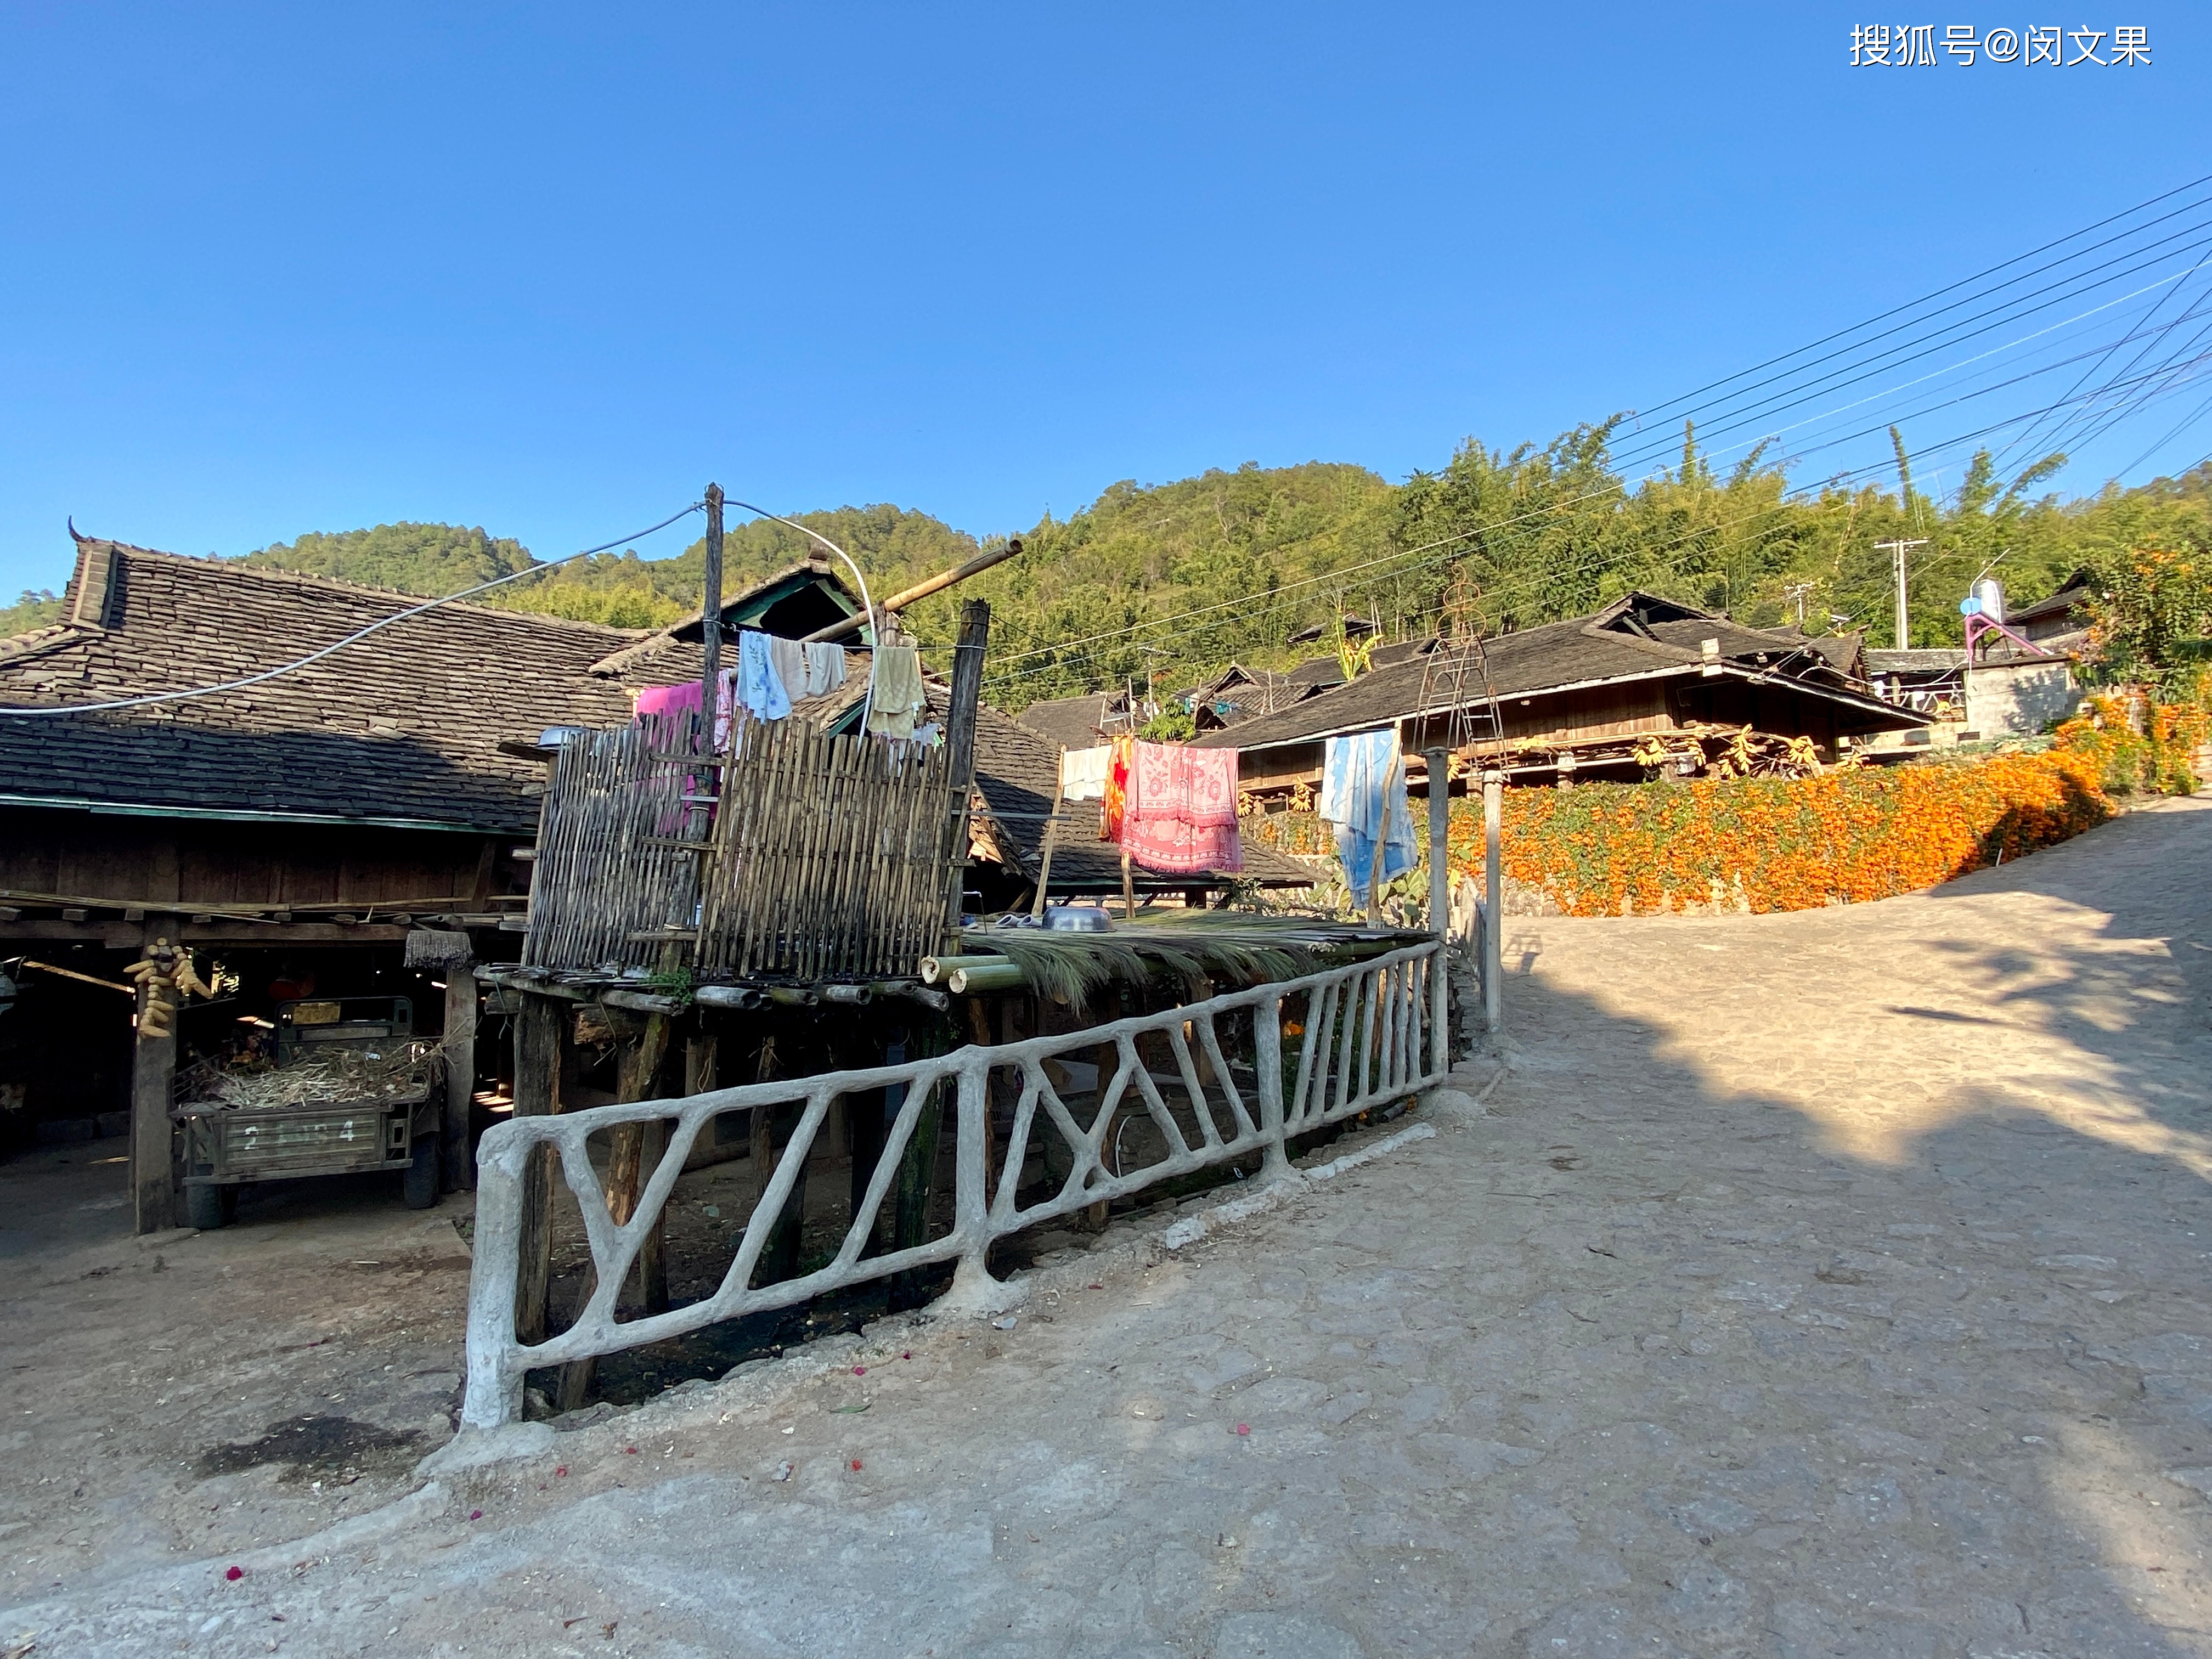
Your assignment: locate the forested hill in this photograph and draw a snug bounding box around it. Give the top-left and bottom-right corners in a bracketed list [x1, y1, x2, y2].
[14, 438, 2204, 707]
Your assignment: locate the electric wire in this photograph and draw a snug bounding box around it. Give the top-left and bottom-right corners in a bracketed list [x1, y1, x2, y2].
[1627, 172, 2212, 427]
[984, 201, 2212, 681]
[0, 504, 707, 716]
[983, 366, 2204, 696]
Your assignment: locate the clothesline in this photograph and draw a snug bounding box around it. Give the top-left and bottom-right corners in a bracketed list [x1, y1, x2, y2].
[632, 625, 935, 746]
[1063, 738, 1243, 877]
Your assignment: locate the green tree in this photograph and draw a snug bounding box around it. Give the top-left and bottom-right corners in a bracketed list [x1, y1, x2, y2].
[240, 522, 533, 594]
[0, 588, 64, 637]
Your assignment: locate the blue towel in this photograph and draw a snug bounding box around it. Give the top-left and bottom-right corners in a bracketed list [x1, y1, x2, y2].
[1321, 730, 1418, 899]
[737, 629, 793, 721]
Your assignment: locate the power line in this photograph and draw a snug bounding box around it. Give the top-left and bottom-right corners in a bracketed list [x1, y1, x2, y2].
[1623, 179, 2212, 448]
[0, 504, 707, 717]
[983, 198, 2212, 685]
[983, 366, 2203, 696]
[1606, 218, 2212, 478]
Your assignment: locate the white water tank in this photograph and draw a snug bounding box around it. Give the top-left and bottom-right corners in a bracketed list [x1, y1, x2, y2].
[1974, 578, 2004, 623]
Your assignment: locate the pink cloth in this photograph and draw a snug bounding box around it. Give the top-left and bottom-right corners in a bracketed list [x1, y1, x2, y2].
[1118, 743, 1243, 875]
[633, 674, 738, 831]
[634, 672, 737, 750]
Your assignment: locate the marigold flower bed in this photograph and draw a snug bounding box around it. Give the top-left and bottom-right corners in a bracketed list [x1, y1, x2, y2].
[1443, 747, 2114, 917]
[1241, 687, 2205, 918]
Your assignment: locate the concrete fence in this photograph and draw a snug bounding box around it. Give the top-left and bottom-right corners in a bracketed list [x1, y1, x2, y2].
[460, 941, 1448, 1428]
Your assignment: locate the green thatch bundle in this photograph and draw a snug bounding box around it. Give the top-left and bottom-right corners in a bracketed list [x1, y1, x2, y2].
[975, 911, 1390, 1013]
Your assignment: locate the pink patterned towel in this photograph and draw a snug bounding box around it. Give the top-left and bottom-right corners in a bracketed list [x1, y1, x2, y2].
[1119, 743, 1244, 875]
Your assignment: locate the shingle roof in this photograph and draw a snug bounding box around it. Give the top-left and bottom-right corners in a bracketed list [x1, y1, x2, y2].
[1865, 649, 1967, 674]
[0, 538, 687, 833]
[1011, 692, 1130, 751]
[1189, 593, 1908, 753]
[2005, 569, 2092, 627]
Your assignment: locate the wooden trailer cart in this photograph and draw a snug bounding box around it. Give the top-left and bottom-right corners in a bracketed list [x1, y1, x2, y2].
[174, 996, 444, 1229]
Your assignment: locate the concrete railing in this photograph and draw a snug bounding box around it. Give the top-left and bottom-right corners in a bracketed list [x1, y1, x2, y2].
[460, 941, 1446, 1428]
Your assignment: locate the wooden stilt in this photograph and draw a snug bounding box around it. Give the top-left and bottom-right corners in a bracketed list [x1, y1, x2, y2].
[512, 991, 562, 1346]
[556, 1009, 670, 1410]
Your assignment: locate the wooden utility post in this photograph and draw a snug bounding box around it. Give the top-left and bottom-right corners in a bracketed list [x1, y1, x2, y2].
[1482, 769, 1503, 1034]
[130, 997, 176, 1235]
[442, 968, 477, 1192]
[700, 483, 725, 754]
[941, 599, 990, 946]
[1424, 747, 1450, 1073]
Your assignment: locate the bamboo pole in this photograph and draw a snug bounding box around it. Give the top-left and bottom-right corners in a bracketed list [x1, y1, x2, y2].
[1030, 748, 1065, 920]
[799, 539, 1024, 645]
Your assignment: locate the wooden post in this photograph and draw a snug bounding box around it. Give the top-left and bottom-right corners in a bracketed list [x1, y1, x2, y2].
[742, 1035, 810, 1285]
[1483, 769, 1503, 1034]
[609, 1017, 672, 1307]
[1424, 748, 1450, 1074]
[941, 599, 990, 945]
[699, 483, 724, 757]
[442, 968, 477, 1193]
[513, 990, 562, 1346]
[1029, 750, 1065, 921]
[131, 1002, 176, 1236]
[1121, 848, 1136, 921]
[557, 1009, 670, 1410]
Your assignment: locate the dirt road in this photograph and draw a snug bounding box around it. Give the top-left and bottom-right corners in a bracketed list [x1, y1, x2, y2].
[5, 795, 2210, 1657]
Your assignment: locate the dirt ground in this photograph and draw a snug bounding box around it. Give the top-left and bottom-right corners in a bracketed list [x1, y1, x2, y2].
[4, 794, 2211, 1657]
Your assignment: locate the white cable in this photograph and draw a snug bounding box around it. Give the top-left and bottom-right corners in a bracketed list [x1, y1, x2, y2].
[1, 504, 706, 716]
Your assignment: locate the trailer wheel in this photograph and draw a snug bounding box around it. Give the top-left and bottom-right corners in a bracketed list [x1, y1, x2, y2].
[185, 1183, 235, 1231]
[402, 1133, 440, 1209]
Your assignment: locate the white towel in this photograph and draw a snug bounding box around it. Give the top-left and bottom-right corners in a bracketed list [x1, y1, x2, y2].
[1060, 744, 1111, 801]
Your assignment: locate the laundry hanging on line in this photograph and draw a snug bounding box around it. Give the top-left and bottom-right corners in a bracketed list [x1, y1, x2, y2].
[1319, 729, 1418, 900]
[1102, 740, 1243, 875]
[801, 641, 847, 698]
[1098, 735, 1132, 842]
[1060, 744, 1111, 802]
[866, 643, 928, 740]
[736, 630, 793, 722]
[633, 669, 739, 750]
[767, 636, 808, 708]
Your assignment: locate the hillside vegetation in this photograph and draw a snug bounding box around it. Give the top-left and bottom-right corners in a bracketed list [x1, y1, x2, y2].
[27, 430, 2199, 709]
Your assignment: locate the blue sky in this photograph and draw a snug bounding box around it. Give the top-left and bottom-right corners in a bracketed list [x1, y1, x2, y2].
[2, 3, 2205, 597]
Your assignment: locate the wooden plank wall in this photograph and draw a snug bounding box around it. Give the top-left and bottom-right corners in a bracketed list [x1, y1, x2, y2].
[0, 808, 515, 909]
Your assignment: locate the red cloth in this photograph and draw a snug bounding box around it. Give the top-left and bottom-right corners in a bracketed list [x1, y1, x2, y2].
[1116, 742, 1243, 875]
[1098, 735, 1133, 843]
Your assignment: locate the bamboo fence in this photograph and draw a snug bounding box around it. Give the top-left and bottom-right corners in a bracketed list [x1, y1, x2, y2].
[524, 713, 962, 981]
[695, 717, 959, 979]
[521, 718, 700, 972]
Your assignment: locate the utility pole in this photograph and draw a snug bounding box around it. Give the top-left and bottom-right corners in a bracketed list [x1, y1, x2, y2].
[1782, 582, 1814, 628]
[701, 483, 725, 752]
[1874, 538, 1927, 649]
